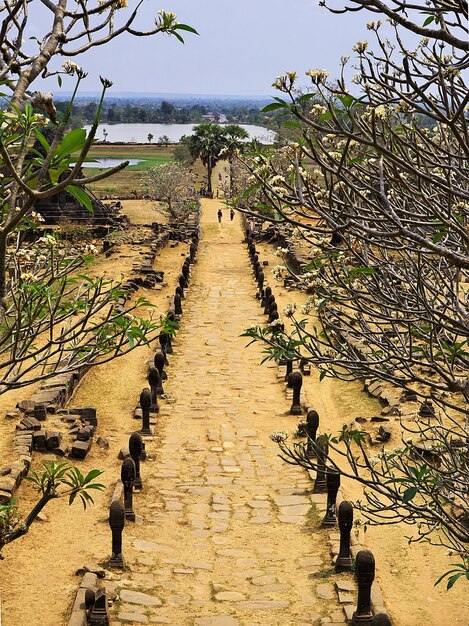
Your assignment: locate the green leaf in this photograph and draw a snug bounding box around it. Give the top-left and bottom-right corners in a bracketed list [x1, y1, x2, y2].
[66, 185, 94, 213]
[57, 75, 62, 88]
[446, 573, 464, 589]
[402, 486, 418, 502]
[174, 23, 199, 34]
[282, 120, 301, 129]
[262, 102, 287, 112]
[34, 130, 50, 153]
[423, 15, 435, 26]
[56, 128, 87, 159]
[319, 111, 332, 122]
[319, 370, 327, 381]
[172, 31, 185, 43]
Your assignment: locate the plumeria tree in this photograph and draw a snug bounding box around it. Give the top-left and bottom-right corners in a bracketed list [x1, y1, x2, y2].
[0, 2, 196, 392]
[141, 162, 199, 221]
[239, 1, 469, 586]
[0, 461, 104, 557]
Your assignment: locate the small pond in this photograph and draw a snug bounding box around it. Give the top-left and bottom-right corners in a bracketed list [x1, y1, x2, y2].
[82, 158, 142, 169]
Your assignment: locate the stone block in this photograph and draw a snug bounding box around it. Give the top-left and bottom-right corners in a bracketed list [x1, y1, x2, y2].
[70, 440, 91, 459]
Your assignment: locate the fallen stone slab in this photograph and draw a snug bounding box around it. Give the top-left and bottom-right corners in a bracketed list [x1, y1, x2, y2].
[195, 617, 240, 626]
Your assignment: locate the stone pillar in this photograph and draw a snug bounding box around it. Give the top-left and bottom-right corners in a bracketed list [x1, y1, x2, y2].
[174, 293, 183, 316]
[264, 293, 274, 315]
[182, 263, 190, 283]
[89, 588, 110, 625]
[140, 388, 152, 435]
[154, 351, 167, 384]
[257, 270, 264, 291]
[129, 432, 143, 490]
[121, 457, 136, 522]
[261, 286, 271, 308]
[352, 550, 375, 625]
[159, 332, 169, 364]
[322, 468, 340, 527]
[165, 312, 175, 353]
[288, 371, 303, 415]
[313, 434, 328, 493]
[189, 242, 197, 263]
[306, 409, 319, 457]
[285, 359, 293, 383]
[175, 285, 183, 300]
[268, 302, 278, 323]
[336, 500, 354, 572]
[147, 366, 160, 413]
[179, 273, 188, 290]
[108, 500, 125, 568]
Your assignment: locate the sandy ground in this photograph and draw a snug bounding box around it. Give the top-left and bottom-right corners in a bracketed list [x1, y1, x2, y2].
[0, 177, 466, 625]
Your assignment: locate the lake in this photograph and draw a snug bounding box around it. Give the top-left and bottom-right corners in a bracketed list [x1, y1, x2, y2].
[83, 158, 142, 169]
[84, 123, 276, 144]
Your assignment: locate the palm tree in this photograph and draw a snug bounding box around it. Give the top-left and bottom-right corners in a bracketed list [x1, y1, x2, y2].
[223, 124, 249, 194]
[186, 123, 227, 195]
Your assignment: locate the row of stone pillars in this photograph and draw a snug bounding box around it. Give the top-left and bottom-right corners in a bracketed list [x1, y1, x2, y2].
[244, 225, 391, 626]
[84, 232, 200, 626]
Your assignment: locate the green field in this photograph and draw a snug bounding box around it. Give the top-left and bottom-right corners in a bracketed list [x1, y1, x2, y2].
[83, 144, 174, 196]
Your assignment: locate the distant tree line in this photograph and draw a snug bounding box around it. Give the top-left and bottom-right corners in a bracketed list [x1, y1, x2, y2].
[57, 99, 270, 129]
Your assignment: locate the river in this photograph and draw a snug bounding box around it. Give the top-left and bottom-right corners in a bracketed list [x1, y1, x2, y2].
[83, 123, 276, 144]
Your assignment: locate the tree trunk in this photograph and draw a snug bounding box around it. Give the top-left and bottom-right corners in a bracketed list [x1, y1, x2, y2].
[207, 159, 213, 195]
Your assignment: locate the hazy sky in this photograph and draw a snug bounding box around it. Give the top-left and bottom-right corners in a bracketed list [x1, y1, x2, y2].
[35, 0, 377, 96]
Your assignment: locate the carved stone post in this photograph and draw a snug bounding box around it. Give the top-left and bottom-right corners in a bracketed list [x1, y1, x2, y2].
[352, 550, 375, 625]
[121, 457, 136, 522]
[129, 432, 143, 490]
[182, 263, 190, 283]
[261, 286, 271, 308]
[159, 332, 169, 364]
[252, 253, 259, 267]
[264, 293, 274, 315]
[285, 359, 293, 382]
[174, 293, 183, 316]
[175, 285, 183, 300]
[336, 500, 354, 572]
[254, 262, 261, 280]
[178, 274, 186, 294]
[154, 351, 167, 384]
[268, 302, 278, 323]
[140, 388, 152, 435]
[288, 371, 303, 415]
[370, 615, 391, 626]
[147, 366, 160, 414]
[179, 272, 188, 289]
[89, 588, 110, 626]
[108, 500, 125, 568]
[314, 434, 329, 493]
[165, 312, 175, 354]
[306, 409, 319, 457]
[322, 469, 340, 527]
[189, 242, 197, 263]
[257, 270, 264, 293]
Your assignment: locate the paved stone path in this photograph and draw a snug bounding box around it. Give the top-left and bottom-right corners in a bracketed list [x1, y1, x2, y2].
[111, 201, 349, 625]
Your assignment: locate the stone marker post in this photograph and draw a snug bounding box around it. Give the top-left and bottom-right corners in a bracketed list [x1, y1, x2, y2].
[288, 371, 303, 415]
[261, 286, 271, 308]
[322, 468, 340, 527]
[129, 432, 143, 490]
[314, 434, 329, 493]
[352, 550, 375, 625]
[174, 293, 183, 316]
[140, 388, 152, 435]
[108, 500, 125, 568]
[306, 409, 319, 457]
[121, 457, 136, 522]
[154, 351, 167, 386]
[336, 500, 354, 572]
[89, 588, 110, 625]
[147, 366, 160, 413]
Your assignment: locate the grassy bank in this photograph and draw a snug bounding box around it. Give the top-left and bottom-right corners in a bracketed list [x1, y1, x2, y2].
[84, 143, 174, 197]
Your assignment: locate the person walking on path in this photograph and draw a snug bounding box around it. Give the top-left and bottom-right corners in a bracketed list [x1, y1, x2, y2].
[230, 208, 235, 221]
[217, 209, 223, 223]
